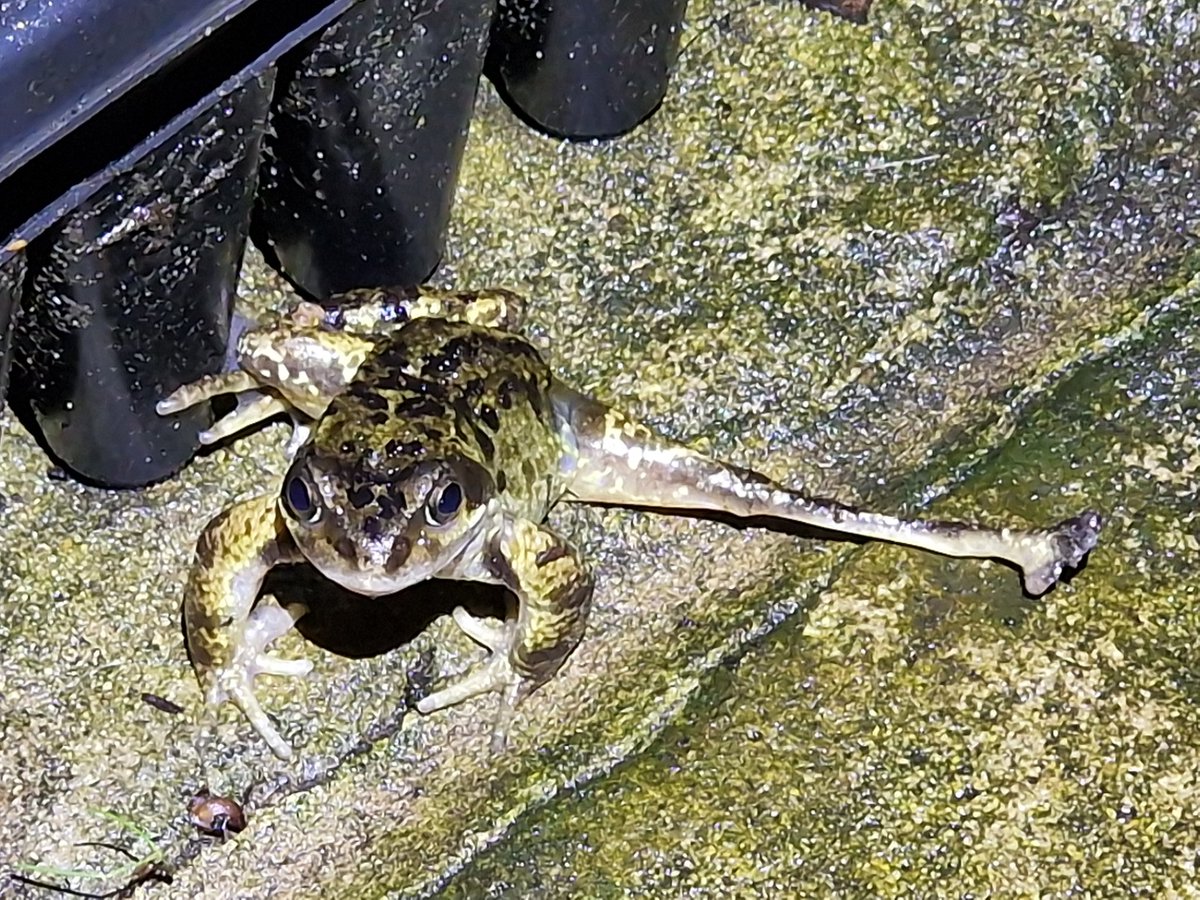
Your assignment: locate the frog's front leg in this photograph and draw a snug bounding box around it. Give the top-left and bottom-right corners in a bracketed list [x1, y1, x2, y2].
[186, 494, 311, 759]
[554, 386, 1102, 597]
[158, 372, 299, 447]
[416, 518, 593, 751]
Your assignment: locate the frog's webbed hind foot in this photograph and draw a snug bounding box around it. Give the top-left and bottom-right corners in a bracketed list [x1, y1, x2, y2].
[416, 608, 525, 752]
[158, 373, 306, 448]
[157, 371, 260, 417]
[201, 599, 313, 760]
[1016, 510, 1103, 596]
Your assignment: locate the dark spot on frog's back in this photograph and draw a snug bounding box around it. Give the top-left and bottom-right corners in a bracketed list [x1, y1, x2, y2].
[478, 402, 500, 431]
[348, 485, 374, 509]
[369, 343, 411, 375]
[498, 376, 533, 411]
[421, 335, 477, 378]
[476, 430, 495, 461]
[376, 491, 404, 519]
[462, 376, 486, 403]
[385, 438, 424, 458]
[348, 386, 388, 411]
[535, 544, 569, 567]
[452, 396, 496, 460]
[394, 396, 447, 419]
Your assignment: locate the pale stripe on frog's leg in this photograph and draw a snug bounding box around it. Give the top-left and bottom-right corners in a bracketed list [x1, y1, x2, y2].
[318, 286, 528, 336]
[551, 383, 1102, 597]
[416, 517, 593, 751]
[157, 370, 261, 415]
[185, 493, 311, 760]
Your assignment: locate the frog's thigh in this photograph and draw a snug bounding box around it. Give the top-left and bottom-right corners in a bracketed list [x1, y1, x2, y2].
[417, 518, 593, 749]
[185, 493, 309, 758]
[326, 286, 527, 335]
[237, 324, 375, 419]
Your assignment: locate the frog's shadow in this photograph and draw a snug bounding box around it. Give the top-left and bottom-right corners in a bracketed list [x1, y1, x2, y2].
[262, 563, 508, 658]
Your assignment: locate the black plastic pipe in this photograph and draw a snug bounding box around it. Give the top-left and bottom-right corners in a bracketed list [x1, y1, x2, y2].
[11, 75, 274, 487]
[487, 0, 688, 140]
[255, 0, 497, 297]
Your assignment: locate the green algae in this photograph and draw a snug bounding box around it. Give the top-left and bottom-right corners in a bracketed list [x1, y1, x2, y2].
[441, 282, 1200, 900]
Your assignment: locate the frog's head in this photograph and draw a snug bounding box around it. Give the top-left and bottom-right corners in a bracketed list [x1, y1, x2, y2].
[278, 447, 495, 595]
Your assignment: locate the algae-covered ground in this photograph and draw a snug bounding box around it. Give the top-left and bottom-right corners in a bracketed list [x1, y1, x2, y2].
[2, 0, 1199, 896]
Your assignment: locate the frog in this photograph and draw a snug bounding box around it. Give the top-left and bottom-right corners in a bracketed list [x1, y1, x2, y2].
[157, 286, 1103, 760]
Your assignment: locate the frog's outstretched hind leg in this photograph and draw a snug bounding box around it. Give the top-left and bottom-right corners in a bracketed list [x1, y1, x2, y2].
[553, 384, 1102, 596]
[157, 371, 260, 416]
[317, 286, 528, 336]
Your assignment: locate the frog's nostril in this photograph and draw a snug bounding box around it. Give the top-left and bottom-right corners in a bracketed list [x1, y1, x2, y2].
[386, 536, 412, 573]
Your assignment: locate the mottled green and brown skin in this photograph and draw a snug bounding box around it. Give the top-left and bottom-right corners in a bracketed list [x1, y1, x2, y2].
[159, 287, 1103, 760]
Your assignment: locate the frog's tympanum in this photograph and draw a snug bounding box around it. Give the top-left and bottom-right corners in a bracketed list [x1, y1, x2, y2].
[159, 288, 1102, 759]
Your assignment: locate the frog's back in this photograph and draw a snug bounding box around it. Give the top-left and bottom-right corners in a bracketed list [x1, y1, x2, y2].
[315, 318, 566, 519]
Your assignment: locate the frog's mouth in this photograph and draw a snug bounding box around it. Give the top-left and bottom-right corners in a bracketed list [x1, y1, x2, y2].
[286, 519, 441, 597]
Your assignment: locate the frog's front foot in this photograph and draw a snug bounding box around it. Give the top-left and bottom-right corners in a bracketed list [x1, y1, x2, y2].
[202, 599, 313, 760]
[415, 607, 527, 752]
[1018, 510, 1103, 596]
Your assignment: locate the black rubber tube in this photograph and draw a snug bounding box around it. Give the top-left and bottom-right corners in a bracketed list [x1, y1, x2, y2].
[486, 0, 688, 140]
[0, 254, 23, 410]
[10, 74, 275, 487]
[255, 0, 496, 297]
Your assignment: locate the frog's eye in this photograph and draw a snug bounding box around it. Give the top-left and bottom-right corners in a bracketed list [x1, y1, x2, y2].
[283, 474, 320, 523]
[426, 481, 463, 526]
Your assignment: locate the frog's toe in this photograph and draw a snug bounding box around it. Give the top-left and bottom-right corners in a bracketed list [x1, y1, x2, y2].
[450, 606, 508, 648]
[241, 600, 313, 678]
[198, 390, 289, 446]
[252, 654, 314, 678]
[207, 671, 296, 761]
[1019, 509, 1103, 596]
[416, 608, 526, 751]
[156, 383, 206, 415]
[415, 656, 523, 752]
[204, 600, 312, 759]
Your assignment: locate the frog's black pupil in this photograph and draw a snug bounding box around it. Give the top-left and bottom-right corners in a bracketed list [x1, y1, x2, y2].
[286, 477, 313, 515]
[437, 483, 462, 518]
